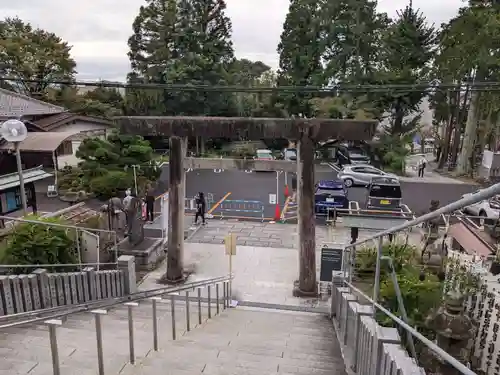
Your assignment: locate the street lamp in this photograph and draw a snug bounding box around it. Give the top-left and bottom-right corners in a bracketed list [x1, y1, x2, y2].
[1, 119, 28, 215]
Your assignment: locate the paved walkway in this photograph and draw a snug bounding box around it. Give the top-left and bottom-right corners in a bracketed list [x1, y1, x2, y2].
[140, 221, 422, 307]
[187, 220, 421, 249]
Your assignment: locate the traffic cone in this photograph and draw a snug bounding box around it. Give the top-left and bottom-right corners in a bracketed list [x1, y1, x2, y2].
[284, 185, 289, 197]
[274, 204, 281, 221]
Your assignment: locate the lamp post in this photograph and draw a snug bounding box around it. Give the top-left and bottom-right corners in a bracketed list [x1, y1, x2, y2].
[1, 119, 28, 215]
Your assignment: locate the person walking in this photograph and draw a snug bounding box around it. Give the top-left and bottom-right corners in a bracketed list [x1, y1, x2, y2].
[418, 159, 426, 177]
[145, 183, 155, 223]
[194, 192, 206, 225]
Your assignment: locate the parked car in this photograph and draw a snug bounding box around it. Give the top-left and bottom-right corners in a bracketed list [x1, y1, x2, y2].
[336, 145, 371, 166]
[338, 165, 398, 188]
[281, 148, 297, 161]
[462, 190, 500, 226]
[365, 177, 402, 211]
[255, 149, 274, 160]
[254, 149, 274, 172]
[314, 179, 349, 216]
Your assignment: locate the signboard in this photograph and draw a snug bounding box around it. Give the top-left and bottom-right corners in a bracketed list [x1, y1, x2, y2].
[269, 194, 277, 204]
[225, 233, 236, 255]
[160, 193, 169, 244]
[0, 183, 35, 215]
[319, 246, 344, 282]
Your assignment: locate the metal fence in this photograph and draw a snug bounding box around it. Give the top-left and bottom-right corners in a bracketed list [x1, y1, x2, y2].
[333, 183, 500, 375]
[218, 200, 264, 221]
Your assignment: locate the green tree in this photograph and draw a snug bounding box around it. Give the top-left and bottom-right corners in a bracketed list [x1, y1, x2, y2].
[1, 217, 77, 273]
[126, 0, 235, 116]
[321, 0, 390, 83]
[277, 0, 325, 117]
[376, 6, 437, 135]
[438, 4, 500, 174]
[61, 132, 160, 199]
[0, 17, 76, 96]
[161, 0, 235, 116]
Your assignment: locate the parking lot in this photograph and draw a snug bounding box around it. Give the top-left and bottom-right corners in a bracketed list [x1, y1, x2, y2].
[157, 164, 478, 221]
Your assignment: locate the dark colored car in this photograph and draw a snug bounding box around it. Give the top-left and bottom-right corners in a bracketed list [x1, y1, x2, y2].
[366, 177, 402, 211]
[314, 179, 349, 216]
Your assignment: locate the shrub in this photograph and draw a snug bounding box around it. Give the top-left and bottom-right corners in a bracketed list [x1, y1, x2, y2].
[1, 216, 77, 273]
[90, 171, 133, 200]
[355, 242, 416, 277]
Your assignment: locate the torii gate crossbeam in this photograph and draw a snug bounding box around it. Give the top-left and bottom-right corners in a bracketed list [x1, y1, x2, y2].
[114, 116, 377, 296]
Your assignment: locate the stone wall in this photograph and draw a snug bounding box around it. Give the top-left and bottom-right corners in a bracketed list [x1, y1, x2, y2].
[330, 283, 426, 375]
[0, 255, 137, 316]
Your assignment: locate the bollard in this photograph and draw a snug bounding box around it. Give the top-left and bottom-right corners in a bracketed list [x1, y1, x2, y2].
[222, 282, 227, 309]
[151, 297, 161, 351]
[170, 293, 177, 340]
[197, 287, 202, 325]
[215, 283, 220, 315]
[124, 302, 139, 364]
[91, 309, 107, 375]
[185, 291, 190, 332]
[207, 285, 212, 319]
[45, 319, 63, 375]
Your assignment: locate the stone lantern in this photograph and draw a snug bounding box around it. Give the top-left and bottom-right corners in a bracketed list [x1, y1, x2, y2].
[420, 292, 476, 375]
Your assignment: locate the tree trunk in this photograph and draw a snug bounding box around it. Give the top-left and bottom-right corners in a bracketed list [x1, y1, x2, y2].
[438, 90, 458, 169]
[457, 91, 480, 175]
[479, 105, 494, 152]
[450, 85, 470, 169]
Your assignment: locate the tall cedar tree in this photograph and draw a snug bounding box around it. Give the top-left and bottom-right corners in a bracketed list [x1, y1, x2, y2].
[162, 0, 235, 116]
[277, 0, 325, 117]
[126, 0, 178, 115]
[377, 6, 437, 135]
[321, 0, 390, 84]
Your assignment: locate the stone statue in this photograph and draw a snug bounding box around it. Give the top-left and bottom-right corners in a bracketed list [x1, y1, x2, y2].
[102, 197, 124, 231]
[125, 195, 144, 245]
[421, 292, 476, 375]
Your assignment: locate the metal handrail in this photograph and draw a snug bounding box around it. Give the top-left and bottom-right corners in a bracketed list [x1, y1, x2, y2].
[0, 274, 232, 329]
[0, 262, 117, 269]
[344, 280, 476, 375]
[344, 183, 500, 250]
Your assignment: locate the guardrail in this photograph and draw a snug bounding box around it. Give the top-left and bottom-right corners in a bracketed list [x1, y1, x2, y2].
[218, 200, 264, 221]
[0, 272, 233, 375]
[326, 203, 413, 230]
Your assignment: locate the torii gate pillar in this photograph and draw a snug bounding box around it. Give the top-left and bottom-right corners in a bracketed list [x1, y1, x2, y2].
[295, 130, 316, 296]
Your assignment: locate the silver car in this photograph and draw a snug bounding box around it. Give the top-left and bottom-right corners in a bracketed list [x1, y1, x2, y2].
[338, 165, 398, 187]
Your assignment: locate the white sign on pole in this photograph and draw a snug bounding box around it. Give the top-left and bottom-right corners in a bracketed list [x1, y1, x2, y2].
[161, 193, 169, 244]
[269, 194, 277, 204]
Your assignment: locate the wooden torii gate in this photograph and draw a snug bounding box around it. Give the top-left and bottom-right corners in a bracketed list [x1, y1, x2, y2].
[114, 116, 376, 295]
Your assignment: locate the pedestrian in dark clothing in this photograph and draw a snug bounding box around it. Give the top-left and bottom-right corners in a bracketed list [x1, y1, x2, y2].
[418, 160, 426, 177]
[145, 184, 155, 222]
[194, 192, 206, 225]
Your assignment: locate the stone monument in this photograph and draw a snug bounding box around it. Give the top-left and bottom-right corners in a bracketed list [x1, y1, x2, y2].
[125, 196, 144, 245]
[421, 292, 476, 375]
[117, 195, 164, 271]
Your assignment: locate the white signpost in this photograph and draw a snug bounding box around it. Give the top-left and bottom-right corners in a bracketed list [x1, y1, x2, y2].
[160, 193, 169, 244]
[269, 193, 277, 205]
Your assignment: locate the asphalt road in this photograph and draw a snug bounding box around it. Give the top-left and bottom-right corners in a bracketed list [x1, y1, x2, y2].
[156, 164, 479, 220]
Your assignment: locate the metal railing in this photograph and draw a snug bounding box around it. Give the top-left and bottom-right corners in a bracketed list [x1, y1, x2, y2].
[218, 199, 265, 221]
[335, 183, 500, 375]
[1, 274, 233, 375]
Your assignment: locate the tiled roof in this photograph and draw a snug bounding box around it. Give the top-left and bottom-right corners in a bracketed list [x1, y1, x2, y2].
[31, 113, 114, 131]
[0, 88, 66, 117]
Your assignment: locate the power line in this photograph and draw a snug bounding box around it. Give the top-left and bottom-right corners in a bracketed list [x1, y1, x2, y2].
[2, 77, 500, 93]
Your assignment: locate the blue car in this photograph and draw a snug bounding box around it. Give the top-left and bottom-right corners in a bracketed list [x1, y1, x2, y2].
[314, 179, 349, 216]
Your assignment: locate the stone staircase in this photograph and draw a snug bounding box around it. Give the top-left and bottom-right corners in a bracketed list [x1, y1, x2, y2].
[0, 294, 345, 375]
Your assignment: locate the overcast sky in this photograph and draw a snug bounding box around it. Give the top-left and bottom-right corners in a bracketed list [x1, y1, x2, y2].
[1, 0, 465, 82]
